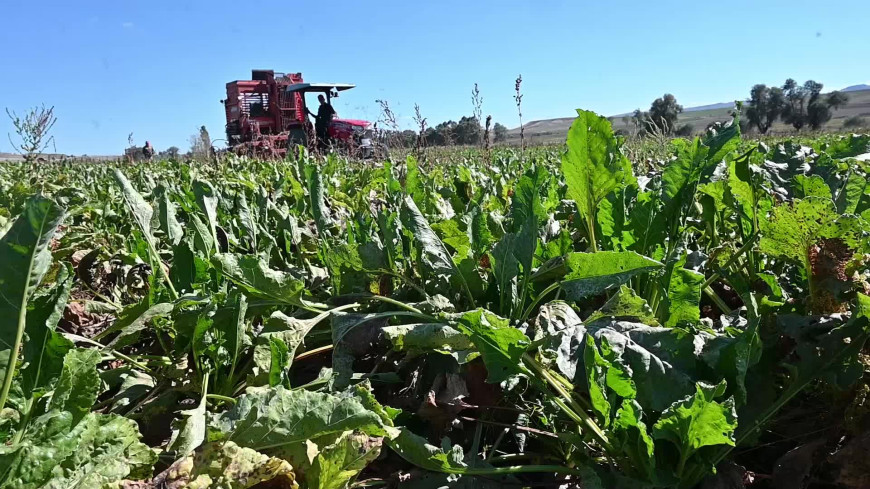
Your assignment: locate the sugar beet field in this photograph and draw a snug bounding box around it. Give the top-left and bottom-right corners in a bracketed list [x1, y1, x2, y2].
[2, 110, 870, 489]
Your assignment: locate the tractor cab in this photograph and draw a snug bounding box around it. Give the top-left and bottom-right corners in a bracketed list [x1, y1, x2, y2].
[283, 83, 372, 144]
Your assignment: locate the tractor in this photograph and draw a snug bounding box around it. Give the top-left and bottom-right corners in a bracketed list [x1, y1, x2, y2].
[221, 69, 380, 158]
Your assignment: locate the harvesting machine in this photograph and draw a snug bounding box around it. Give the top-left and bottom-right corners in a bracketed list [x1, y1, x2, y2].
[221, 69, 377, 157]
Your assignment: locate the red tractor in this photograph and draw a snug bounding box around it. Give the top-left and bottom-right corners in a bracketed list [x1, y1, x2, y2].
[221, 69, 379, 158]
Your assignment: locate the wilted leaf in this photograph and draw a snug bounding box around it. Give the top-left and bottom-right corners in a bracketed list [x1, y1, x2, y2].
[156, 441, 297, 489]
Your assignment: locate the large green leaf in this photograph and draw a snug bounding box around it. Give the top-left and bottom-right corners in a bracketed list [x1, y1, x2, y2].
[155, 183, 183, 246]
[536, 304, 696, 411]
[453, 309, 529, 383]
[537, 251, 662, 300]
[664, 261, 704, 328]
[305, 163, 334, 236]
[20, 265, 74, 401]
[193, 179, 220, 250]
[113, 169, 154, 238]
[382, 323, 473, 354]
[561, 109, 633, 246]
[401, 195, 471, 303]
[0, 197, 65, 411]
[653, 382, 737, 477]
[212, 253, 309, 307]
[48, 348, 102, 424]
[759, 197, 842, 264]
[250, 308, 336, 386]
[208, 386, 386, 453]
[584, 335, 636, 426]
[0, 411, 156, 488]
[612, 399, 656, 481]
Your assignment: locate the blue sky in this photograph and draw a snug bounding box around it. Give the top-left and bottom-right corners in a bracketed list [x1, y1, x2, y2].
[1, 0, 868, 155]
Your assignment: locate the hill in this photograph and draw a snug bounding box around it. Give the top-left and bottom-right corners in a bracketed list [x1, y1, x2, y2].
[508, 87, 870, 144]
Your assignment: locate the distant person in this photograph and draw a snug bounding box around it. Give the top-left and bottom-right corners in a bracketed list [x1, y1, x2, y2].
[143, 141, 155, 160]
[307, 94, 336, 150]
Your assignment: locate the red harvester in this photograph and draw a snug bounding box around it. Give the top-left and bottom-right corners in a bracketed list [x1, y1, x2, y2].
[221, 69, 376, 158]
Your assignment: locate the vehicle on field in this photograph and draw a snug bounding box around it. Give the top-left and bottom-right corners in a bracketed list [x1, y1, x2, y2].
[221, 69, 383, 158]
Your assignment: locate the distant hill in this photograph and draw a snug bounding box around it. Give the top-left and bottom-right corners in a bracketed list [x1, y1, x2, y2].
[842, 84, 870, 92]
[508, 86, 870, 143]
[684, 102, 735, 112]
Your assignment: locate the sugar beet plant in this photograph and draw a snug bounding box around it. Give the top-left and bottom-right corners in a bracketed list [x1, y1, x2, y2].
[1, 113, 870, 488]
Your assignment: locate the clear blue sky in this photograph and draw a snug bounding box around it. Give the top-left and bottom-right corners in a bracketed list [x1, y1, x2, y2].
[2, 0, 868, 155]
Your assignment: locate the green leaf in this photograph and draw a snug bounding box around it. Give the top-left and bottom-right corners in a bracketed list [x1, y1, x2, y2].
[612, 400, 656, 481]
[212, 253, 309, 307]
[401, 195, 472, 303]
[155, 441, 296, 489]
[835, 170, 868, 215]
[0, 411, 156, 488]
[383, 323, 473, 353]
[536, 304, 696, 411]
[793, 175, 832, 200]
[155, 183, 183, 246]
[268, 336, 291, 387]
[113, 169, 154, 238]
[114, 170, 176, 298]
[584, 335, 636, 426]
[302, 431, 383, 489]
[171, 238, 210, 293]
[432, 219, 471, 260]
[585, 285, 659, 327]
[701, 319, 761, 407]
[236, 191, 258, 250]
[759, 197, 838, 264]
[547, 251, 662, 300]
[208, 386, 386, 453]
[167, 381, 207, 456]
[453, 309, 529, 383]
[48, 348, 102, 424]
[305, 163, 334, 236]
[95, 301, 173, 348]
[664, 261, 704, 328]
[653, 382, 736, 475]
[20, 264, 74, 401]
[561, 109, 633, 245]
[0, 197, 65, 411]
[190, 213, 216, 256]
[193, 179, 220, 250]
[388, 428, 467, 473]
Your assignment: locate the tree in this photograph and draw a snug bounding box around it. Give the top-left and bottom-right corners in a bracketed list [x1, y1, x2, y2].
[781, 79, 815, 131]
[160, 146, 180, 159]
[453, 116, 482, 145]
[745, 84, 785, 134]
[493, 122, 508, 142]
[5, 105, 57, 162]
[648, 94, 683, 134]
[782, 80, 849, 131]
[843, 116, 866, 129]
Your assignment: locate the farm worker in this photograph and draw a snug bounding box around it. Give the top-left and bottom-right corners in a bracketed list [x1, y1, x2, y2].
[309, 94, 336, 150]
[143, 141, 155, 160]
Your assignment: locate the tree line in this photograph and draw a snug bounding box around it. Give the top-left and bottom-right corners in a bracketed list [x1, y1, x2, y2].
[745, 79, 849, 133]
[381, 117, 509, 148]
